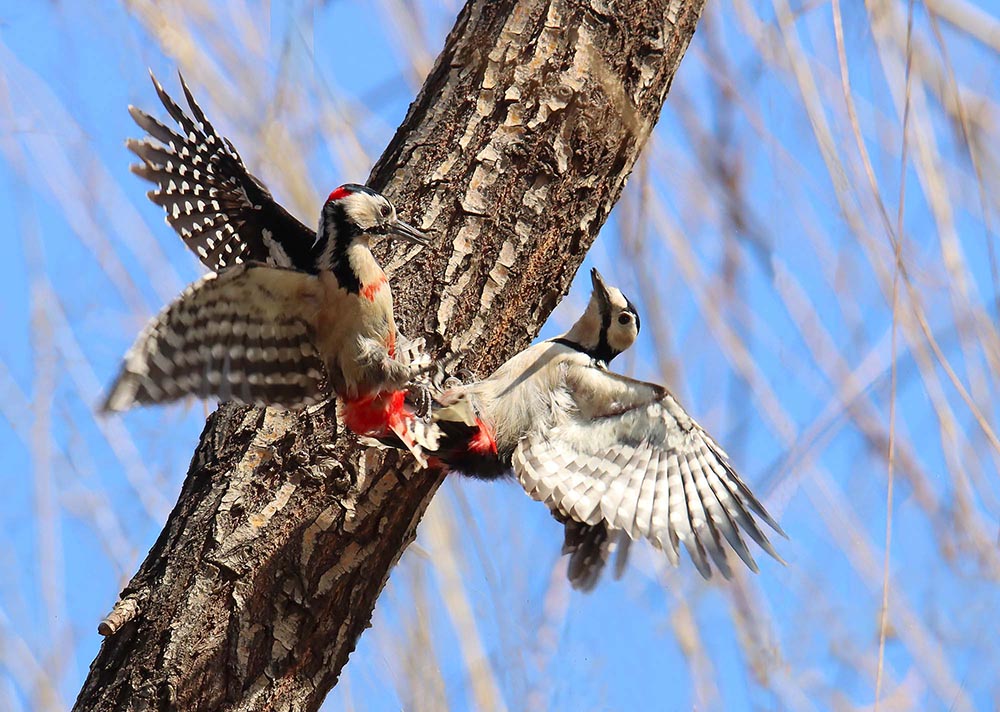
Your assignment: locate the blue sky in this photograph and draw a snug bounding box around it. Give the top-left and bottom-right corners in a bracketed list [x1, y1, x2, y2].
[2, 0, 1000, 710]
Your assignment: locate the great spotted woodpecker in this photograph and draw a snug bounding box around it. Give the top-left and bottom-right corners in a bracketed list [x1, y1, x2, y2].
[104, 73, 433, 460]
[433, 269, 785, 589]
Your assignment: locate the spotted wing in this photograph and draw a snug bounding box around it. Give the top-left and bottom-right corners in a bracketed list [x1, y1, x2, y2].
[128, 72, 316, 272]
[103, 263, 330, 411]
[513, 368, 784, 582]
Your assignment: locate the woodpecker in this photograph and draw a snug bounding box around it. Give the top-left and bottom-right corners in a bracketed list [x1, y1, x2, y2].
[105, 73, 433, 459]
[433, 269, 785, 589]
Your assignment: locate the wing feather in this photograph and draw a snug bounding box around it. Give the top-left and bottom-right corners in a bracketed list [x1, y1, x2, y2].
[696, 448, 757, 572]
[652, 451, 680, 566]
[104, 264, 330, 411]
[665, 452, 695, 563]
[130, 72, 316, 272]
[632, 449, 659, 540]
[681, 453, 730, 578]
[679, 454, 719, 578]
[578, 454, 608, 521]
[512, 366, 782, 581]
[615, 446, 652, 537]
[599, 444, 635, 529]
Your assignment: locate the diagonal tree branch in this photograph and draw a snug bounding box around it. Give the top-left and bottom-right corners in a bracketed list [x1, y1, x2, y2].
[74, 1, 705, 709]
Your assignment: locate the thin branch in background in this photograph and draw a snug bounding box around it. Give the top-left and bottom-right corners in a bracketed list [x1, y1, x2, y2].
[16, 149, 66, 691]
[866, 0, 1000, 458]
[524, 557, 570, 712]
[446, 482, 529, 699]
[398, 559, 449, 712]
[0, 606, 65, 712]
[807, 471, 975, 711]
[670, 599, 720, 709]
[773, 0, 1000, 490]
[925, 6, 1000, 316]
[43, 285, 172, 521]
[424, 500, 508, 712]
[27, 284, 71, 688]
[656, 198, 973, 706]
[875, 0, 913, 705]
[0, 41, 184, 307]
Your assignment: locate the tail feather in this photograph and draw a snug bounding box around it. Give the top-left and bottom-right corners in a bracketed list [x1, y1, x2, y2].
[560, 518, 631, 591]
[429, 393, 505, 479]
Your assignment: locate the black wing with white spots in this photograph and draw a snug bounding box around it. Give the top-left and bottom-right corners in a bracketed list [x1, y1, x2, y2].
[128, 72, 316, 272]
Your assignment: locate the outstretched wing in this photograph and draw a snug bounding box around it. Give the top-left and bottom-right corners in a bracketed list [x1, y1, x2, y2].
[513, 368, 784, 581]
[103, 264, 329, 411]
[128, 71, 316, 272]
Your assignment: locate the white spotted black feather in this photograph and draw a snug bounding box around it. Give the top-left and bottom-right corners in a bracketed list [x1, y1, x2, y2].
[128, 72, 316, 273]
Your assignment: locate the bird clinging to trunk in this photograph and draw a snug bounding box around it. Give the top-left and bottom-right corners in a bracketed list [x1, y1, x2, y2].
[103, 73, 433, 461]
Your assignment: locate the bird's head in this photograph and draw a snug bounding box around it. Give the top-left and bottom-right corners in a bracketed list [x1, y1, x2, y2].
[561, 268, 640, 364]
[319, 184, 428, 249]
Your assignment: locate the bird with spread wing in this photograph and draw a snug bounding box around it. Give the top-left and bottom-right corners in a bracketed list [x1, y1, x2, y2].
[432, 269, 785, 588]
[103, 73, 434, 460]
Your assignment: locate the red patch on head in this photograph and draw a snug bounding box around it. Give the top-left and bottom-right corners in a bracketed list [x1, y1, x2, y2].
[327, 185, 354, 202]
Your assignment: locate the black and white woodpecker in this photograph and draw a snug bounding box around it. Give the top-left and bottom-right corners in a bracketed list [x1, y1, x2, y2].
[433, 269, 785, 589]
[103, 72, 432, 458]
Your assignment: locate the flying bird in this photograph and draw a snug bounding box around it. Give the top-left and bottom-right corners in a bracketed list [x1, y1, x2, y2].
[433, 269, 785, 588]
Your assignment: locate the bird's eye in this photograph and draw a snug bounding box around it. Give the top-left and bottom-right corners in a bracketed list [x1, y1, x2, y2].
[618, 313, 632, 325]
[380, 204, 392, 218]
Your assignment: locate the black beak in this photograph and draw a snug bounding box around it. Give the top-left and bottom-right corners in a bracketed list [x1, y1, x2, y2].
[590, 268, 611, 308]
[390, 219, 429, 246]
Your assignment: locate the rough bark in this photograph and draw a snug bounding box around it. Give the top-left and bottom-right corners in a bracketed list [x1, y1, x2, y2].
[75, 1, 704, 710]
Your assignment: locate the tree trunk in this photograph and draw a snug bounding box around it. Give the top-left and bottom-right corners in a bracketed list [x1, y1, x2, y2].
[74, 1, 704, 709]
